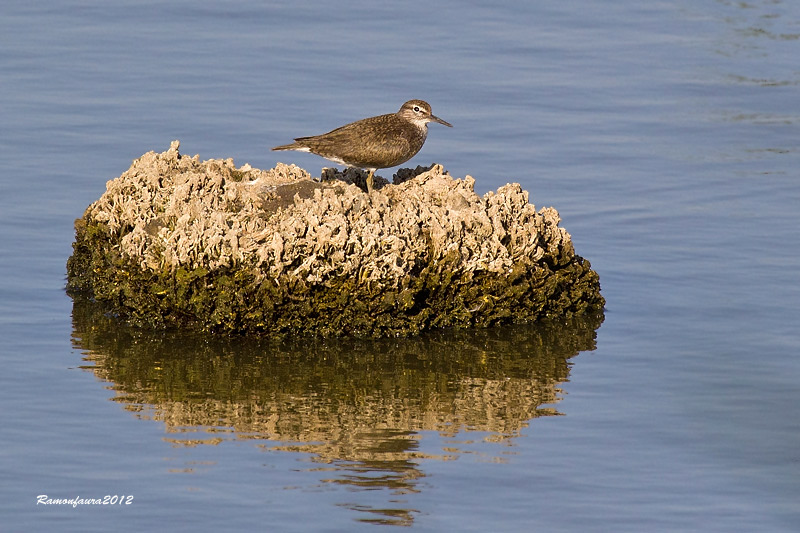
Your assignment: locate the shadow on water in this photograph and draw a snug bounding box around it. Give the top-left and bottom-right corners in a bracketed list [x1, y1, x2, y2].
[70, 296, 603, 526]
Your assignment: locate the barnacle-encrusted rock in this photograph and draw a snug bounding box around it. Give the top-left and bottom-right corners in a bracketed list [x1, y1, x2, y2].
[66, 141, 603, 336]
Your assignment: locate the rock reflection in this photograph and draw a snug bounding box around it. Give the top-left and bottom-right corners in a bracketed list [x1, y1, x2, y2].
[70, 297, 602, 525]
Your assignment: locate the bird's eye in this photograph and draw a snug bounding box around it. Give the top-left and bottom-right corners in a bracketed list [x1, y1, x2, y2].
[413, 106, 421, 113]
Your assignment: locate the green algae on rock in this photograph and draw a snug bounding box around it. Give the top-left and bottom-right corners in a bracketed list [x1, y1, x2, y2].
[66, 141, 604, 337]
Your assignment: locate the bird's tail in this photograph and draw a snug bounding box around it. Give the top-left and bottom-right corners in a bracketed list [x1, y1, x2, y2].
[271, 143, 298, 151]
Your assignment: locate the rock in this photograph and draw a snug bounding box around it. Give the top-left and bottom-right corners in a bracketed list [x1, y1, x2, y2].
[66, 141, 604, 337]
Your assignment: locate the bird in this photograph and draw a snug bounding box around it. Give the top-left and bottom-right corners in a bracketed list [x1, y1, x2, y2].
[272, 99, 452, 193]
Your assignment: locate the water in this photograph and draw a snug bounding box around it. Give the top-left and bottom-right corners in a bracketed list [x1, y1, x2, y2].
[2, 0, 799, 531]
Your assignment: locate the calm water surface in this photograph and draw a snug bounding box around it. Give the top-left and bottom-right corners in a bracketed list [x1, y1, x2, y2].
[1, 1, 798, 531]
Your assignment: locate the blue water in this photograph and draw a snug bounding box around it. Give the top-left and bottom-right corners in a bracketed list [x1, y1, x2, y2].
[2, 1, 799, 531]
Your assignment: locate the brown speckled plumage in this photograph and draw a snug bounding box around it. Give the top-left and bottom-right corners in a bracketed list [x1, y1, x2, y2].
[272, 99, 451, 193]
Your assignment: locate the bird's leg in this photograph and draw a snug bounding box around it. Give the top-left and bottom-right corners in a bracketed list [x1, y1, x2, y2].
[366, 169, 375, 194]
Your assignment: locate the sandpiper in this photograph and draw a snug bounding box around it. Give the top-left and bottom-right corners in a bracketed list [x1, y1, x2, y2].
[272, 99, 452, 193]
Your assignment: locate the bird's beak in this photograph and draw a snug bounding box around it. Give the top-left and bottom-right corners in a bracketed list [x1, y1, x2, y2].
[430, 114, 453, 127]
